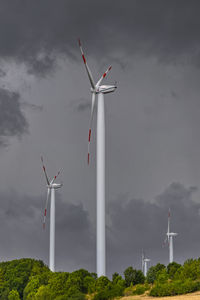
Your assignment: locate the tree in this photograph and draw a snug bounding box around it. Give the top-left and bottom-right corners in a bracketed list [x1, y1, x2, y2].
[146, 263, 166, 284]
[8, 290, 20, 300]
[47, 272, 69, 298]
[0, 268, 9, 300]
[155, 268, 169, 284]
[35, 285, 52, 300]
[95, 276, 110, 292]
[0, 258, 50, 298]
[124, 267, 145, 287]
[173, 259, 200, 281]
[83, 276, 96, 293]
[23, 272, 51, 300]
[112, 272, 119, 283]
[65, 269, 91, 293]
[167, 262, 181, 279]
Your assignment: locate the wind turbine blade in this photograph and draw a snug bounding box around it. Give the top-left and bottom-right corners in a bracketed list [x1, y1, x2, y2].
[51, 170, 61, 184]
[78, 39, 95, 89]
[162, 236, 168, 248]
[41, 156, 50, 186]
[168, 208, 170, 241]
[43, 188, 50, 229]
[96, 66, 112, 87]
[87, 93, 96, 165]
[142, 249, 144, 272]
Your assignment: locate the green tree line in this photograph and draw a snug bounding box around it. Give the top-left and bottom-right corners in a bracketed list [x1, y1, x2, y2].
[0, 258, 200, 299]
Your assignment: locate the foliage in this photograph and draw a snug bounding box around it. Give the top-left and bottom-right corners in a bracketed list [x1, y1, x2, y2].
[124, 267, 145, 287]
[94, 274, 125, 300]
[132, 283, 150, 295]
[3, 257, 200, 299]
[65, 269, 91, 293]
[34, 285, 52, 299]
[150, 279, 200, 297]
[174, 258, 200, 281]
[0, 258, 49, 298]
[83, 276, 96, 293]
[0, 268, 10, 299]
[23, 273, 51, 300]
[8, 290, 20, 300]
[95, 276, 110, 292]
[167, 262, 181, 279]
[112, 272, 119, 283]
[124, 283, 150, 296]
[146, 263, 166, 284]
[155, 268, 169, 284]
[93, 283, 124, 300]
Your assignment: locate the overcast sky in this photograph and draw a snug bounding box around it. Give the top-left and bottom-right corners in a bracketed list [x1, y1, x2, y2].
[0, 0, 200, 277]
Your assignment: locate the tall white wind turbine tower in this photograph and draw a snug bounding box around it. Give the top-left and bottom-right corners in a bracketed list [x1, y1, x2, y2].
[78, 39, 117, 277]
[41, 156, 62, 272]
[165, 209, 178, 264]
[142, 250, 150, 277]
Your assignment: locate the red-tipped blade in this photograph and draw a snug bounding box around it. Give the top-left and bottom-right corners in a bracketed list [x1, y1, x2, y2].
[43, 188, 50, 230]
[87, 93, 96, 165]
[87, 129, 91, 165]
[78, 39, 95, 89]
[88, 128, 91, 142]
[96, 65, 112, 87]
[51, 170, 61, 184]
[41, 156, 50, 186]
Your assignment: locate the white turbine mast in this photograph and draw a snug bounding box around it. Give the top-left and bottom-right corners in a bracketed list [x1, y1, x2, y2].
[165, 208, 178, 264]
[142, 250, 150, 277]
[78, 39, 117, 277]
[41, 156, 62, 272]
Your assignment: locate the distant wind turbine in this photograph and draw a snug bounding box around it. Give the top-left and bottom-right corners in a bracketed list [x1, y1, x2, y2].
[41, 156, 62, 272]
[142, 250, 150, 277]
[78, 39, 117, 277]
[164, 209, 178, 264]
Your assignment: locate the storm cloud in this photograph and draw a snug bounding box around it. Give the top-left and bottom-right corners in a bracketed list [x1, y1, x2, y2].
[0, 182, 199, 277]
[107, 182, 200, 275]
[0, 1, 199, 76]
[0, 190, 94, 272]
[0, 88, 28, 146]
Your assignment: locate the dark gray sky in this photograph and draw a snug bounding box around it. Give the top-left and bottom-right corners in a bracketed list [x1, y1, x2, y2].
[0, 0, 200, 277]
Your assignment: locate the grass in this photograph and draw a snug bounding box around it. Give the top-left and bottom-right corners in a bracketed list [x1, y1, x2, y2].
[120, 290, 200, 299]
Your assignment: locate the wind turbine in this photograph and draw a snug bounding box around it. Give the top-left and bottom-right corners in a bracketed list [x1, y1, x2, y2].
[142, 250, 150, 277]
[78, 39, 117, 277]
[41, 156, 62, 272]
[165, 209, 178, 264]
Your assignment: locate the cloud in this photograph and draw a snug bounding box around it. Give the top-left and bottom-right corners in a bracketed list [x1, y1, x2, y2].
[0, 88, 28, 146]
[71, 98, 91, 112]
[0, 190, 94, 272]
[107, 182, 200, 275]
[0, 1, 199, 77]
[21, 101, 43, 112]
[1, 182, 199, 276]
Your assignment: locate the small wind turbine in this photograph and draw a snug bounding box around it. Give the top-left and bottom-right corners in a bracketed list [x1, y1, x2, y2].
[142, 250, 150, 277]
[164, 209, 178, 264]
[41, 156, 62, 272]
[78, 39, 117, 277]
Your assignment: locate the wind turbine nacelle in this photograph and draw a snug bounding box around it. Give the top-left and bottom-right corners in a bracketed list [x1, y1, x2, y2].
[98, 85, 117, 94]
[47, 183, 62, 189]
[170, 232, 178, 236]
[167, 232, 178, 237]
